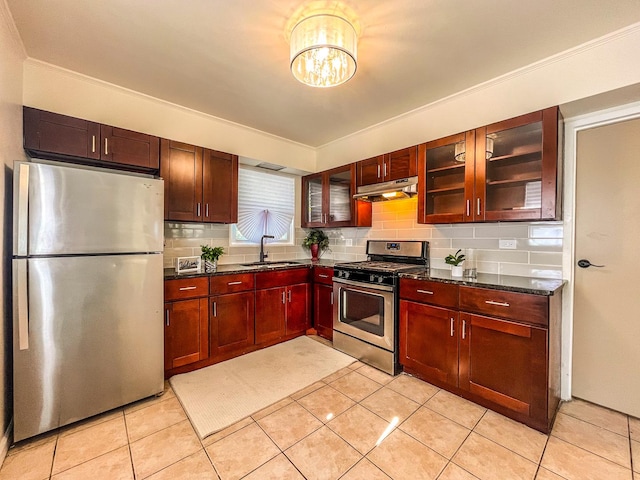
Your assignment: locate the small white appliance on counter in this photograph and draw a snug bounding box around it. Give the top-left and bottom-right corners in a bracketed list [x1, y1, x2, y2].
[12, 160, 165, 442]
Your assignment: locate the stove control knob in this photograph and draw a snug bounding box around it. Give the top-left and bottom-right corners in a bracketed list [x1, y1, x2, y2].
[377, 276, 384, 283]
[369, 274, 375, 282]
[344, 271, 350, 279]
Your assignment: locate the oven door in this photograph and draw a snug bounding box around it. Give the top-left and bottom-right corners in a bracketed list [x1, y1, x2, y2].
[333, 277, 395, 351]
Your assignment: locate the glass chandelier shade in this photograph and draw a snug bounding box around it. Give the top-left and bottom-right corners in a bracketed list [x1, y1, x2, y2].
[290, 14, 357, 88]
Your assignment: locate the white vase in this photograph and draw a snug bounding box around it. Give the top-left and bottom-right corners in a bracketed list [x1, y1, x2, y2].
[204, 259, 218, 273]
[451, 265, 464, 277]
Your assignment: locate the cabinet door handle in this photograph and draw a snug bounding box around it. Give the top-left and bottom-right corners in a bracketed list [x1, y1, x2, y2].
[205, 204, 209, 218]
[165, 310, 170, 327]
[282, 291, 286, 304]
[477, 198, 481, 216]
[485, 300, 510, 307]
[227, 281, 242, 286]
[91, 135, 96, 153]
[212, 302, 217, 317]
[288, 290, 292, 302]
[466, 199, 470, 217]
[462, 319, 466, 339]
[330, 291, 334, 305]
[319, 274, 329, 278]
[383, 161, 388, 178]
[179, 286, 197, 291]
[104, 138, 108, 155]
[196, 203, 201, 217]
[377, 164, 381, 179]
[450, 318, 455, 337]
[416, 289, 434, 295]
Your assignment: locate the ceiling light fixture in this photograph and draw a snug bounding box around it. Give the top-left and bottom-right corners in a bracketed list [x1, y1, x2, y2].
[289, 13, 357, 88]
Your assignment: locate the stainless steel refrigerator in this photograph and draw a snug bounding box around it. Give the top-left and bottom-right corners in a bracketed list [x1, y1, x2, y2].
[12, 160, 165, 442]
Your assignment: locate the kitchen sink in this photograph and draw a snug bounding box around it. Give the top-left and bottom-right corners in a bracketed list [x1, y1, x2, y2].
[241, 261, 302, 268]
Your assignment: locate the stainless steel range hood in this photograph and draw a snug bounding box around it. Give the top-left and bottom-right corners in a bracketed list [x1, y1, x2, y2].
[353, 176, 418, 202]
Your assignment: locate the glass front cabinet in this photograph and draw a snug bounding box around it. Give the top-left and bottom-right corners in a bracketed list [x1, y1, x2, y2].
[302, 164, 372, 228]
[418, 107, 561, 223]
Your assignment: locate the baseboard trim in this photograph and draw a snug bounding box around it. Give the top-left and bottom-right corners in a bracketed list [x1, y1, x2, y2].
[0, 419, 13, 466]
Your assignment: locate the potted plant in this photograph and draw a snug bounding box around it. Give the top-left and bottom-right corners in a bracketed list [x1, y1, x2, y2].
[445, 249, 465, 277]
[201, 245, 224, 273]
[302, 229, 330, 261]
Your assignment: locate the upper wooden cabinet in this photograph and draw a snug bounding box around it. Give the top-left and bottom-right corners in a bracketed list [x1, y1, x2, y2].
[418, 107, 561, 223]
[161, 139, 238, 223]
[23, 107, 159, 172]
[301, 164, 371, 228]
[357, 146, 418, 186]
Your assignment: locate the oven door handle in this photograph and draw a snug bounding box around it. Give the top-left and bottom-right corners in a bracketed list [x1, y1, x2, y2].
[332, 277, 395, 293]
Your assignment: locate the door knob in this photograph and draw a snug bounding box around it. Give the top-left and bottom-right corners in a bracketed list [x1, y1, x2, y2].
[577, 259, 605, 268]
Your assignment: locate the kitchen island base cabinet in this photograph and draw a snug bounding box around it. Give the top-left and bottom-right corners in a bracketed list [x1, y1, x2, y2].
[210, 292, 255, 360]
[164, 299, 209, 371]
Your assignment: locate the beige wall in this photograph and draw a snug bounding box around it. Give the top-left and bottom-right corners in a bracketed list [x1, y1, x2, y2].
[0, 0, 26, 454]
[165, 198, 563, 279]
[316, 23, 640, 170]
[22, 60, 316, 173]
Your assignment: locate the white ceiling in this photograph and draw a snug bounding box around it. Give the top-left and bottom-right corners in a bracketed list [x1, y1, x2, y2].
[7, 0, 640, 147]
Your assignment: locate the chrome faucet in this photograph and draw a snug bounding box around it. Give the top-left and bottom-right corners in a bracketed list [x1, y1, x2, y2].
[260, 235, 275, 263]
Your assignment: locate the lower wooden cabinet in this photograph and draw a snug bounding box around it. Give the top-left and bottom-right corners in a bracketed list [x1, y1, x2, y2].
[210, 291, 255, 359]
[313, 266, 334, 341]
[459, 312, 548, 423]
[399, 277, 561, 433]
[164, 298, 209, 370]
[255, 268, 311, 345]
[399, 301, 458, 388]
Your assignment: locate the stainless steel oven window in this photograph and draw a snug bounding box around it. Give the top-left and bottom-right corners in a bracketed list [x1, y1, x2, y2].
[339, 288, 385, 336]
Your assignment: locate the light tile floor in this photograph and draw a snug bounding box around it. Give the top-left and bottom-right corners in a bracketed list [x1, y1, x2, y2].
[2, 353, 639, 479]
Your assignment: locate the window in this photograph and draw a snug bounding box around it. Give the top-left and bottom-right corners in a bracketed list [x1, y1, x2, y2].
[230, 167, 295, 246]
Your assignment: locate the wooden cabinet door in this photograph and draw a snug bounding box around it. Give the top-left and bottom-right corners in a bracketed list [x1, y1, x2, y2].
[164, 299, 209, 371]
[418, 132, 474, 224]
[357, 155, 384, 186]
[210, 292, 255, 358]
[314, 283, 334, 340]
[458, 312, 548, 423]
[255, 287, 286, 344]
[399, 300, 459, 388]
[203, 149, 238, 223]
[385, 146, 417, 181]
[23, 107, 100, 160]
[100, 125, 160, 170]
[475, 107, 559, 222]
[160, 139, 203, 222]
[285, 283, 310, 336]
[301, 173, 325, 228]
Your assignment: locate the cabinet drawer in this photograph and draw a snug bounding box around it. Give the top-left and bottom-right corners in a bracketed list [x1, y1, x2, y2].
[313, 267, 334, 285]
[165, 277, 209, 301]
[400, 278, 458, 308]
[256, 267, 311, 289]
[210, 273, 255, 295]
[459, 286, 548, 326]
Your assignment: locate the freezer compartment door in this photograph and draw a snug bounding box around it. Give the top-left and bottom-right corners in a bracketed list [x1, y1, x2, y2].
[14, 161, 163, 256]
[13, 254, 164, 442]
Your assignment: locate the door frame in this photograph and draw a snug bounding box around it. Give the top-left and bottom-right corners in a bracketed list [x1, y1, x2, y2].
[561, 99, 640, 400]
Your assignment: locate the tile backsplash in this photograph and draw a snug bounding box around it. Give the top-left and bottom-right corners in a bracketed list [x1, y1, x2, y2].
[164, 197, 563, 279]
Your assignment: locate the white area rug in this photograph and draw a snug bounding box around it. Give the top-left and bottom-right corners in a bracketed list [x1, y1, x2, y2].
[170, 336, 355, 439]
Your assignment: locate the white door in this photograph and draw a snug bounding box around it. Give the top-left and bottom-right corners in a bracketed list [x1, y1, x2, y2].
[572, 117, 640, 417]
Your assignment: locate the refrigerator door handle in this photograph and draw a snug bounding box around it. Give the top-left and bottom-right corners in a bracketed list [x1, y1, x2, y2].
[14, 259, 29, 350]
[16, 163, 30, 256]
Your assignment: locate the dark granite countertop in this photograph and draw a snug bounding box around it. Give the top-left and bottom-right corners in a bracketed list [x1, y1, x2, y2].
[164, 259, 336, 280]
[399, 268, 566, 296]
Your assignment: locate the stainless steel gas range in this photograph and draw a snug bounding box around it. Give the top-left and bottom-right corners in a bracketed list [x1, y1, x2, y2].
[332, 240, 429, 375]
